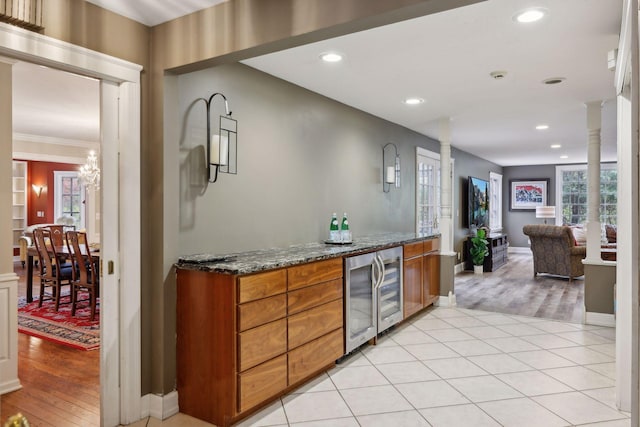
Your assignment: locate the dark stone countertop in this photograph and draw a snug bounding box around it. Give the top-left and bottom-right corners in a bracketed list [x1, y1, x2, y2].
[176, 232, 440, 275]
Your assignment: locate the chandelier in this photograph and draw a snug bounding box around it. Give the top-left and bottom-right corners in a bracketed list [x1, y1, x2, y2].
[79, 150, 100, 189]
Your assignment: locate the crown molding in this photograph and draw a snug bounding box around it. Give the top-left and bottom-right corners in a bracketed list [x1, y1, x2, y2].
[13, 132, 99, 149]
[12, 151, 86, 165]
[0, 21, 142, 83]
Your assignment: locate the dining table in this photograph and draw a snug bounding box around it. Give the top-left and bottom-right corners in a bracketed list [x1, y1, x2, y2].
[25, 244, 100, 303]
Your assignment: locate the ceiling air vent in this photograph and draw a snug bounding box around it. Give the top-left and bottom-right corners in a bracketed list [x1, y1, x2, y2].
[0, 0, 44, 33]
[542, 77, 566, 85]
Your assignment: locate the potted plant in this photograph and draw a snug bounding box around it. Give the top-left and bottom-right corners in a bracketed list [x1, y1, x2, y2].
[470, 228, 489, 274]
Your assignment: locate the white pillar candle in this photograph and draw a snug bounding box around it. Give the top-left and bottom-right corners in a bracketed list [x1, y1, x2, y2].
[210, 134, 229, 166]
[386, 166, 395, 184]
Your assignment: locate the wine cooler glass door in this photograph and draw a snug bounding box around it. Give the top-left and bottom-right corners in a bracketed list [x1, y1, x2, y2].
[377, 247, 403, 333]
[344, 252, 377, 354]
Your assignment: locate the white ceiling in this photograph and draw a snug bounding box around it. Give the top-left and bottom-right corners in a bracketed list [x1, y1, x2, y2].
[12, 0, 622, 167]
[243, 0, 622, 166]
[12, 61, 100, 143]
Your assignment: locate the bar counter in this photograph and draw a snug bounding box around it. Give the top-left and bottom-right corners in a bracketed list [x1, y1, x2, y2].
[176, 231, 440, 275]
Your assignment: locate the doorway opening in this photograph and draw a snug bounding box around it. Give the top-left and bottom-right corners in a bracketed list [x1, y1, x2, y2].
[0, 23, 142, 426]
[9, 60, 102, 424]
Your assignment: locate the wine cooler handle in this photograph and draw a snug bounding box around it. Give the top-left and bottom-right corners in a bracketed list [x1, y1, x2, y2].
[375, 255, 385, 289]
[371, 262, 377, 289]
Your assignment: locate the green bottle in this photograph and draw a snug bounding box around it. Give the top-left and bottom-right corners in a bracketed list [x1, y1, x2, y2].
[340, 212, 351, 242]
[329, 213, 340, 241]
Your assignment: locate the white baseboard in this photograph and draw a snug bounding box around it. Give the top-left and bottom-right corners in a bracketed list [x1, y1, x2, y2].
[585, 312, 616, 327]
[508, 246, 531, 254]
[436, 294, 457, 307]
[142, 390, 179, 420]
[454, 262, 465, 274]
[0, 378, 22, 395]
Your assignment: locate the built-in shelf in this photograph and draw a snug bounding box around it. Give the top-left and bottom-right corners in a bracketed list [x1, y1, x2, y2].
[12, 161, 27, 251]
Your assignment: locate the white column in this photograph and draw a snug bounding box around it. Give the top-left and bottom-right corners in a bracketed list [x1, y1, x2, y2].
[584, 101, 603, 263]
[439, 118, 454, 255]
[0, 58, 21, 395]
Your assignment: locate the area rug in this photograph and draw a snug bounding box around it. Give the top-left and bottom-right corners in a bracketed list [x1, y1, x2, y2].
[17, 293, 100, 351]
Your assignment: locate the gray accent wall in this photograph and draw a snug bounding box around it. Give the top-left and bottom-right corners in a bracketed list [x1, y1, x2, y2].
[173, 62, 505, 265]
[174, 63, 447, 255]
[451, 148, 502, 260]
[502, 164, 556, 248]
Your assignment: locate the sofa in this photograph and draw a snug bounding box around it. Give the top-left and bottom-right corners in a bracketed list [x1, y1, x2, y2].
[569, 223, 617, 249]
[522, 224, 587, 282]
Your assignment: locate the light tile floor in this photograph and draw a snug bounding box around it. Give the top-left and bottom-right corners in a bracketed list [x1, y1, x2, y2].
[126, 307, 629, 427]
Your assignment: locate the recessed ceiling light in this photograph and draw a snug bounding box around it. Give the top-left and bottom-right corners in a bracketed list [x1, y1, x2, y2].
[514, 8, 547, 23]
[404, 97, 425, 105]
[560, 155, 569, 159]
[542, 77, 566, 85]
[319, 52, 344, 63]
[536, 124, 549, 130]
[550, 144, 562, 149]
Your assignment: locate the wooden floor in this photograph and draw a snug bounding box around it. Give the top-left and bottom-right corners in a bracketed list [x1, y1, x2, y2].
[454, 252, 584, 323]
[1, 262, 100, 426]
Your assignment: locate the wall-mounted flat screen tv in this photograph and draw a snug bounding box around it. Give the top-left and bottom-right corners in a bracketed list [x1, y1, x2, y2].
[468, 176, 489, 229]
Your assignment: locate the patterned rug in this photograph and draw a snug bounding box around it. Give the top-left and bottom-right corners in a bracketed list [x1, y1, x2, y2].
[17, 293, 100, 351]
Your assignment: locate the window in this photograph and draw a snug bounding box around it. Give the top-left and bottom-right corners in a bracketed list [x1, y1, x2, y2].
[489, 172, 503, 232]
[416, 148, 440, 234]
[415, 147, 454, 237]
[54, 171, 85, 229]
[555, 164, 617, 226]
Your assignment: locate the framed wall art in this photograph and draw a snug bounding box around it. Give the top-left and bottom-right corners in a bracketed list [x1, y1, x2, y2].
[509, 179, 549, 211]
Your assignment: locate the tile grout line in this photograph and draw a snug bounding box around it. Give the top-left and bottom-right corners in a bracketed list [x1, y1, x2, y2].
[247, 305, 623, 427]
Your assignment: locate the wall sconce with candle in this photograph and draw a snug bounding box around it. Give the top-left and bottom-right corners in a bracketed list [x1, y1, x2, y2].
[32, 184, 45, 197]
[197, 92, 238, 183]
[382, 142, 400, 193]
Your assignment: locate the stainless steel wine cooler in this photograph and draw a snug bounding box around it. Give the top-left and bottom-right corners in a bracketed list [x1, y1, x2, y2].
[344, 246, 403, 354]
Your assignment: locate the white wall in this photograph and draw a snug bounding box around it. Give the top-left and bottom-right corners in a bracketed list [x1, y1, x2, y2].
[613, 0, 639, 418]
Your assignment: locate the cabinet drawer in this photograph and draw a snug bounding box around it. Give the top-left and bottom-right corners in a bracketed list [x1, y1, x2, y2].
[424, 238, 440, 253]
[288, 278, 342, 315]
[403, 256, 423, 319]
[238, 354, 287, 413]
[288, 299, 343, 350]
[238, 294, 287, 332]
[238, 270, 287, 303]
[289, 328, 343, 385]
[238, 318, 286, 371]
[404, 241, 423, 259]
[288, 258, 342, 291]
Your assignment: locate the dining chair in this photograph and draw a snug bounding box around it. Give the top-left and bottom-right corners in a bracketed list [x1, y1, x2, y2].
[45, 224, 74, 266]
[33, 228, 73, 311]
[65, 230, 100, 321]
[46, 225, 65, 246]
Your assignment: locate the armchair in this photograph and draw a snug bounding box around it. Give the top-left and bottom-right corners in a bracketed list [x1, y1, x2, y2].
[522, 224, 587, 282]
